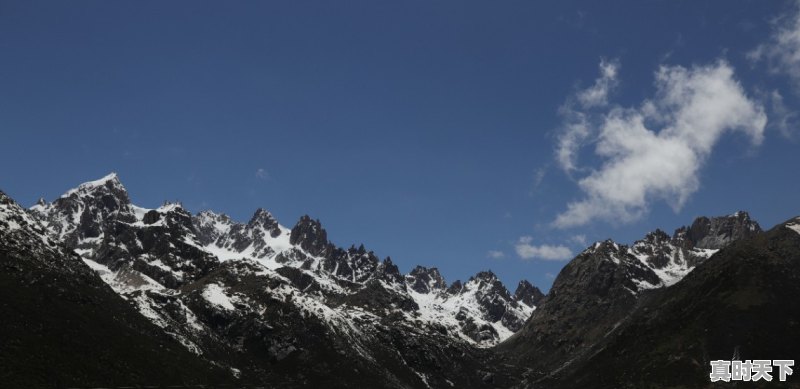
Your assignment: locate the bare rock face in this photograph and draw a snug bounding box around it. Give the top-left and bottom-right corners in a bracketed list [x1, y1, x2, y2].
[289, 215, 333, 257]
[469, 271, 516, 323]
[674, 211, 762, 250]
[514, 280, 544, 308]
[405, 266, 447, 294]
[248, 208, 282, 238]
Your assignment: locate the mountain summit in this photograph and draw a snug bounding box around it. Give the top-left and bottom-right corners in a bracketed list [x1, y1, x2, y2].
[5, 173, 792, 388]
[500, 212, 768, 383]
[19, 173, 540, 387]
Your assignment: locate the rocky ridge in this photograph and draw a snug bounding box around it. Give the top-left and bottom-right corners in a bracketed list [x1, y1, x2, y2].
[8, 172, 781, 388]
[25, 173, 541, 387]
[500, 212, 763, 379]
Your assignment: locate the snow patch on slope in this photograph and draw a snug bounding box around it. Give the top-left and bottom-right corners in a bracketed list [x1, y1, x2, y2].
[203, 283, 236, 310]
[81, 258, 165, 294]
[786, 220, 800, 236]
[407, 281, 533, 346]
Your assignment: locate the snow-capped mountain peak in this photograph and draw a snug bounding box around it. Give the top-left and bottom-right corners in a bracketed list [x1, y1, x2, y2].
[290, 215, 332, 257]
[247, 208, 281, 237]
[29, 172, 135, 245]
[1, 190, 89, 274]
[514, 280, 544, 308]
[25, 173, 544, 354]
[405, 266, 447, 294]
[193, 210, 235, 245]
[60, 172, 125, 199]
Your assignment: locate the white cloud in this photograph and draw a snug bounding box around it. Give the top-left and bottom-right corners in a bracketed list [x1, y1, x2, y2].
[556, 60, 619, 174]
[555, 112, 592, 174]
[577, 59, 619, 108]
[487, 250, 505, 259]
[553, 60, 767, 228]
[255, 168, 269, 180]
[514, 236, 573, 261]
[749, 1, 800, 88]
[569, 234, 588, 246]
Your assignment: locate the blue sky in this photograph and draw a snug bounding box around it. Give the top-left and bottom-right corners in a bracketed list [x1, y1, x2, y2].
[2, 0, 799, 291]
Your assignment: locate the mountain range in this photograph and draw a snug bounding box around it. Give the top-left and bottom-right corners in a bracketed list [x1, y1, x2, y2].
[1, 173, 797, 388]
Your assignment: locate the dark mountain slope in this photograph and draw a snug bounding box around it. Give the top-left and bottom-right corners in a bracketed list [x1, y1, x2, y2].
[0, 191, 234, 388]
[499, 213, 762, 377]
[498, 240, 658, 375]
[534, 219, 800, 389]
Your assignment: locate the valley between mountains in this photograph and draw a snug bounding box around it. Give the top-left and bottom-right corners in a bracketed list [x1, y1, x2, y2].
[1, 173, 798, 388]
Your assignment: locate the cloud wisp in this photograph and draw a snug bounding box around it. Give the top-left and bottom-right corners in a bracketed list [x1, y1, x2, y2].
[514, 236, 573, 261]
[577, 59, 619, 108]
[749, 0, 800, 89]
[487, 250, 505, 259]
[767, 89, 798, 138]
[553, 60, 767, 228]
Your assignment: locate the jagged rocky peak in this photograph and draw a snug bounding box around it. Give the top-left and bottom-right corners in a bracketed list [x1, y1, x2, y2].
[631, 229, 679, 269]
[29, 173, 136, 245]
[289, 215, 332, 257]
[499, 237, 663, 370]
[468, 271, 513, 308]
[154, 202, 196, 228]
[641, 229, 671, 244]
[49, 172, 129, 210]
[0, 190, 86, 272]
[584, 238, 626, 257]
[634, 229, 671, 251]
[69, 171, 124, 191]
[405, 266, 447, 294]
[195, 209, 233, 225]
[377, 256, 404, 283]
[673, 211, 762, 250]
[61, 172, 130, 207]
[463, 270, 530, 333]
[472, 270, 498, 282]
[8, 174, 549, 382]
[192, 210, 233, 245]
[504, 212, 767, 373]
[404, 266, 536, 345]
[514, 280, 544, 307]
[247, 208, 281, 238]
[561, 239, 661, 295]
[1, 191, 45, 238]
[461, 270, 513, 298]
[446, 279, 463, 294]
